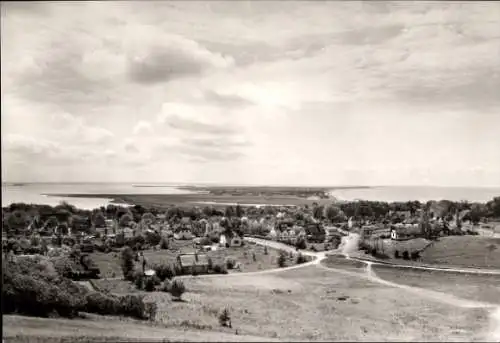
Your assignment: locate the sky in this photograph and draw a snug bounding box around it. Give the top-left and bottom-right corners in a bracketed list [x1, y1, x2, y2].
[2, 1, 500, 187]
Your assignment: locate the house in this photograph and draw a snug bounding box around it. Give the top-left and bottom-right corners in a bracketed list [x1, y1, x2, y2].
[177, 253, 209, 275]
[122, 227, 134, 239]
[304, 223, 325, 243]
[174, 229, 193, 240]
[390, 224, 422, 241]
[219, 234, 227, 247]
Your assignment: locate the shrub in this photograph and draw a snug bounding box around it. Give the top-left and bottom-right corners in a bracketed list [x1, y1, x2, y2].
[145, 232, 162, 246]
[310, 245, 317, 252]
[296, 253, 308, 264]
[219, 307, 232, 328]
[200, 237, 211, 246]
[169, 279, 186, 300]
[225, 257, 236, 270]
[159, 238, 170, 250]
[121, 247, 135, 280]
[144, 301, 157, 321]
[85, 292, 120, 315]
[212, 264, 228, 274]
[144, 275, 160, 292]
[133, 270, 144, 290]
[118, 294, 147, 319]
[295, 237, 307, 249]
[277, 251, 287, 268]
[153, 263, 175, 281]
[160, 279, 171, 293]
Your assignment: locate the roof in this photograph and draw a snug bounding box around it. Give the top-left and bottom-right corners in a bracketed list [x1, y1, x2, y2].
[177, 253, 209, 267]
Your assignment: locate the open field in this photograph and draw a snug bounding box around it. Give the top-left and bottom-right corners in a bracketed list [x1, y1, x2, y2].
[420, 236, 500, 269]
[372, 264, 500, 305]
[6, 263, 497, 342]
[44, 193, 337, 207]
[3, 315, 279, 343]
[92, 241, 295, 279]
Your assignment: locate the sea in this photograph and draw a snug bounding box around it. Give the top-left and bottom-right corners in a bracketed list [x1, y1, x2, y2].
[2, 183, 500, 210]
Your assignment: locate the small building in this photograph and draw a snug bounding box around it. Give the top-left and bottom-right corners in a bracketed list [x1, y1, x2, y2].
[219, 234, 227, 247]
[122, 227, 134, 239]
[390, 224, 422, 241]
[174, 228, 193, 240]
[177, 253, 209, 275]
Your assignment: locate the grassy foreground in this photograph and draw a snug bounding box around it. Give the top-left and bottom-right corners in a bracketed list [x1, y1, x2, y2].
[4, 264, 496, 342]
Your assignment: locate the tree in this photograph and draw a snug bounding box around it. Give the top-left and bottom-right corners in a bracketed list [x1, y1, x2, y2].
[277, 250, 287, 268]
[324, 205, 346, 223]
[93, 212, 106, 227]
[225, 206, 235, 218]
[119, 213, 133, 228]
[312, 205, 324, 221]
[121, 247, 135, 280]
[219, 307, 232, 328]
[235, 204, 244, 218]
[141, 212, 155, 225]
[169, 279, 186, 301]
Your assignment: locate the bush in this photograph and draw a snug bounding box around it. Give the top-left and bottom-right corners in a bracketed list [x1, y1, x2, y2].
[121, 247, 135, 280]
[296, 253, 308, 264]
[219, 307, 231, 328]
[212, 264, 228, 274]
[295, 237, 307, 250]
[153, 263, 176, 281]
[310, 245, 317, 252]
[144, 275, 160, 292]
[225, 257, 236, 270]
[3, 258, 87, 318]
[133, 270, 144, 290]
[277, 251, 287, 268]
[145, 232, 162, 246]
[200, 237, 211, 246]
[169, 279, 186, 300]
[160, 279, 171, 293]
[85, 292, 120, 315]
[159, 238, 170, 250]
[118, 294, 147, 319]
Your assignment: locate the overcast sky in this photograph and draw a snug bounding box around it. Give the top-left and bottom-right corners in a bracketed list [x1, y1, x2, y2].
[2, 1, 500, 187]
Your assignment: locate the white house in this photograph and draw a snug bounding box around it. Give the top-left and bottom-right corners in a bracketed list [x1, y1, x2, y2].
[174, 229, 193, 240]
[219, 234, 227, 247]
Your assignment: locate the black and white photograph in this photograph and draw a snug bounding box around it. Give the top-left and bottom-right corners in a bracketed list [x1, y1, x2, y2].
[2, 1, 500, 341]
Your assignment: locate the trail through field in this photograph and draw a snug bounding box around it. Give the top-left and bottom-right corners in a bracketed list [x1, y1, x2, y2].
[245, 236, 500, 341]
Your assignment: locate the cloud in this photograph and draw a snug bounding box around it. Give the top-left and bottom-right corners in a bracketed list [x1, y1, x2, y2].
[133, 121, 153, 135]
[127, 34, 235, 84]
[202, 89, 254, 108]
[50, 113, 114, 144]
[157, 102, 238, 135]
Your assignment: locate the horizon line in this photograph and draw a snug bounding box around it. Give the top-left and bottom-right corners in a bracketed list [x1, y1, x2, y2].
[3, 181, 500, 189]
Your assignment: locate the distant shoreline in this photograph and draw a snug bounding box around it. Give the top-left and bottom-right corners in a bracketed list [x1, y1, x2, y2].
[41, 193, 339, 208]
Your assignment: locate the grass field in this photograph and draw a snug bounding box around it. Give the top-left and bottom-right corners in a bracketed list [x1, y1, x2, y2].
[372, 264, 500, 305]
[91, 241, 302, 293]
[4, 263, 497, 341]
[419, 236, 500, 269]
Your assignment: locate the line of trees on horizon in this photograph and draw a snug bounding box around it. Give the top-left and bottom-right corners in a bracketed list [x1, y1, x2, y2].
[3, 197, 500, 237]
